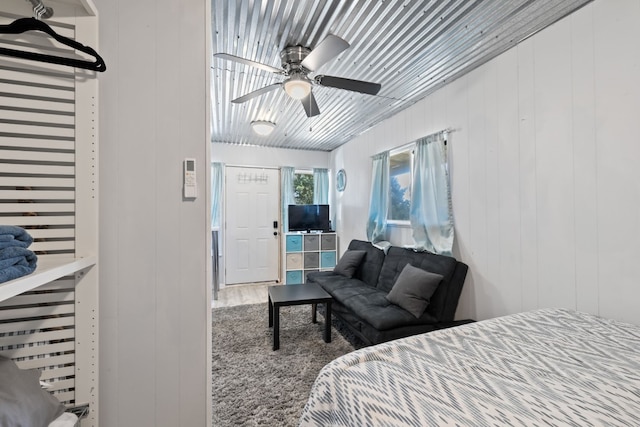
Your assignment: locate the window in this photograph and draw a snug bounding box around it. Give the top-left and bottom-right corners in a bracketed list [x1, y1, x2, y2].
[389, 147, 413, 222]
[293, 170, 314, 204]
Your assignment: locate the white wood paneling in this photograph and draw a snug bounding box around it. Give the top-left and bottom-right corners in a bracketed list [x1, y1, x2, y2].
[483, 60, 501, 319]
[330, 131, 371, 251]
[570, 5, 599, 314]
[447, 77, 474, 318]
[516, 36, 539, 313]
[534, 17, 576, 310]
[95, 0, 211, 424]
[331, 0, 640, 325]
[496, 49, 522, 315]
[592, 0, 640, 322]
[466, 65, 490, 319]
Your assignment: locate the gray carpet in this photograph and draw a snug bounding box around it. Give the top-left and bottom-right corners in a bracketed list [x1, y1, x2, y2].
[212, 303, 362, 427]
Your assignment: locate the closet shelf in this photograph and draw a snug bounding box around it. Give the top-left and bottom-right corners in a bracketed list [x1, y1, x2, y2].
[39, 0, 97, 17]
[0, 255, 96, 302]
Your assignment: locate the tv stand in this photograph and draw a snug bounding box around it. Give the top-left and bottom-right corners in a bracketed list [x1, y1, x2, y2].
[284, 232, 337, 284]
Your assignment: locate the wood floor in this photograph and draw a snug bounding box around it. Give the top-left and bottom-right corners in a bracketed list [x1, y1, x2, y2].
[212, 281, 280, 308]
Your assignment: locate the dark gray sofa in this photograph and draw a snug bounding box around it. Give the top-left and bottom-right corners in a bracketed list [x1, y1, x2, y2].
[307, 239, 469, 345]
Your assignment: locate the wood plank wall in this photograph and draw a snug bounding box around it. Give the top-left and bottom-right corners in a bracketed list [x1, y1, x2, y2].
[330, 0, 640, 325]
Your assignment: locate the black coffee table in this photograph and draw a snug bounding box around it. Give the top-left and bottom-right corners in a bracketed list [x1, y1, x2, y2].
[268, 283, 332, 351]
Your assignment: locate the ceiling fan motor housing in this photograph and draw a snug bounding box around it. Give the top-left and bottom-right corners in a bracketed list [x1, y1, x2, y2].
[280, 45, 311, 74]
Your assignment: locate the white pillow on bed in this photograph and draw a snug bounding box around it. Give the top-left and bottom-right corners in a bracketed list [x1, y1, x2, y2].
[0, 355, 66, 427]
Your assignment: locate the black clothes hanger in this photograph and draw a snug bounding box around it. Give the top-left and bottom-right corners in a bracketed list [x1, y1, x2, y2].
[0, 17, 106, 72]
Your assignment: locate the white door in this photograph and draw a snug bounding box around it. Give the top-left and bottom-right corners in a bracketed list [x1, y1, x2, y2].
[225, 166, 280, 284]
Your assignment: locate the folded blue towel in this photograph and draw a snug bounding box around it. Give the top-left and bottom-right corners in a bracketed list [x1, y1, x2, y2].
[0, 225, 34, 249]
[0, 247, 38, 283]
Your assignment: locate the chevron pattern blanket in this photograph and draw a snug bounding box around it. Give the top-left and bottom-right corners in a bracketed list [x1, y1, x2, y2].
[299, 308, 640, 426]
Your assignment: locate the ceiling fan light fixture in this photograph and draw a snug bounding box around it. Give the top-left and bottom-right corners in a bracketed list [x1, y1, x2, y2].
[284, 74, 311, 99]
[251, 120, 276, 136]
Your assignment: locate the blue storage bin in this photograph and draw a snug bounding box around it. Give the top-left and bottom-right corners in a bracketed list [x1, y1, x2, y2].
[286, 235, 303, 252]
[286, 270, 303, 284]
[320, 251, 336, 268]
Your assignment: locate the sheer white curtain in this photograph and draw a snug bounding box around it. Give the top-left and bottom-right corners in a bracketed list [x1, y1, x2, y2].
[314, 168, 331, 230]
[312, 168, 329, 205]
[366, 152, 389, 242]
[210, 162, 224, 229]
[281, 167, 296, 232]
[409, 132, 454, 255]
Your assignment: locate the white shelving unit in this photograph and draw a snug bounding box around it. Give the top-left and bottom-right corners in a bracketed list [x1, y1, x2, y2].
[284, 232, 337, 284]
[0, 0, 100, 424]
[0, 256, 96, 302]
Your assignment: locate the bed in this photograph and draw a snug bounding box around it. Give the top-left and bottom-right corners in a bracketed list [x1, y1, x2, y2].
[299, 308, 640, 426]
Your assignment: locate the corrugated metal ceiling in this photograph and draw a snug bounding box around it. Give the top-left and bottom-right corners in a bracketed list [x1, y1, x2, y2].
[211, 0, 592, 152]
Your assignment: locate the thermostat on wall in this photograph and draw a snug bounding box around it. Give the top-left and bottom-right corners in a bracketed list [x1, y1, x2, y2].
[183, 158, 197, 199]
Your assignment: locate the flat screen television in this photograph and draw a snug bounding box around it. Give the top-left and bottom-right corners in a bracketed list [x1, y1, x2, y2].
[288, 204, 330, 232]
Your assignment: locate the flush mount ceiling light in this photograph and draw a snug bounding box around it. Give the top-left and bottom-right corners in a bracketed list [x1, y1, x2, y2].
[283, 73, 311, 100]
[251, 120, 276, 136]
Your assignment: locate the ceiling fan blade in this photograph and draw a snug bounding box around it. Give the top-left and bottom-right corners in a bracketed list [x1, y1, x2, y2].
[301, 34, 349, 71]
[315, 75, 381, 95]
[232, 83, 282, 104]
[301, 91, 320, 117]
[214, 53, 283, 74]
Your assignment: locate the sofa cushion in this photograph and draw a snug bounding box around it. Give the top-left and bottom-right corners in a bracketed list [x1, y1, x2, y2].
[333, 250, 366, 278]
[377, 247, 458, 293]
[331, 283, 380, 301]
[377, 246, 462, 321]
[335, 286, 438, 330]
[306, 271, 367, 296]
[346, 240, 385, 287]
[386, 264, 443, 318]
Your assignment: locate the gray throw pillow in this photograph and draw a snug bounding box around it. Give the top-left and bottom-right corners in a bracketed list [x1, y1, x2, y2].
[0, 355, 65, 427]
[333, 250, 366, 278]
[386, 264, 443, 318]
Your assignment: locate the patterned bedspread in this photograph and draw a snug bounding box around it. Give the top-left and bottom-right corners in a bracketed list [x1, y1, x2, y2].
[299, 308, 640, 426]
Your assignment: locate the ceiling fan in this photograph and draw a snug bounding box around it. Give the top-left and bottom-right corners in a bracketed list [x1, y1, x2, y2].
[214, 34, 382, 118]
